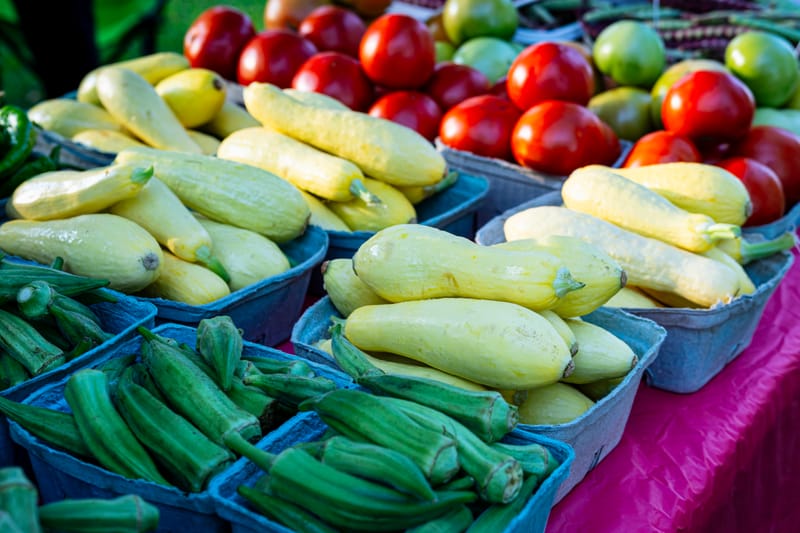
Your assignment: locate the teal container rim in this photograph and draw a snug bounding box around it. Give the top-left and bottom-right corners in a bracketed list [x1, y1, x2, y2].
[135, 224, 328, 311]
[321, 171, 490, 240]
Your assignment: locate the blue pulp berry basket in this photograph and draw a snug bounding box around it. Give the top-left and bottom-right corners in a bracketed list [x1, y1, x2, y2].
[290, 296, 665, 503]
[209, 410, 575, 533]
[137, 225, 328, 347]
[474, 190, 796, 394]
[9, 322, 352, 533]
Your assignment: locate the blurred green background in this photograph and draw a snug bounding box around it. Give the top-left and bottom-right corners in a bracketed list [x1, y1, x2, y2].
[0, 0, 265, 108]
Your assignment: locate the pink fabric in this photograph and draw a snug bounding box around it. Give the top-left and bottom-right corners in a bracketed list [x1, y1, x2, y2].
[546, 246, 800, 533]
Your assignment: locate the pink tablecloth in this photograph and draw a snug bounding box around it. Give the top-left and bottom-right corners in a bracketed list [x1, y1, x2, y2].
[546, 246, 800, 533]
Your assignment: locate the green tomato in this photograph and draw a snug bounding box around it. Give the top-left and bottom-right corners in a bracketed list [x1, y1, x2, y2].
[752, 107, 800, 137]
[784, 75, 800, 110]
[435, 41, 456, 62]
[588, 86, 654, 142]
[441, 0, 518, 46]
[452, 37, 517, 84]
[725, 31, 800, 108]
[593, 20, 666, 89]
[649, 58, 728, 128]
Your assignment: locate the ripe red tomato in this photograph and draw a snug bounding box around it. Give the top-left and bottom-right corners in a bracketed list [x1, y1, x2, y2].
[729, 125, 800, 210]
[489, 75, 510, 100]
[506, 41, 595, 111]
[439, 94, 521, 160]
[511, 100, 621, 175]
[298, 6, 366, 57]
[292, 51, 374, 111]
[368, 91, 442, 141]
[237, 30, 318, 87]
[716, 157, 785, 226]
[623, 130, 701, 168]
[184, 6, 256, 80]
[661, 70, 755, 144]
[423, 62, 490, 112]
[359, 14, 436, 89]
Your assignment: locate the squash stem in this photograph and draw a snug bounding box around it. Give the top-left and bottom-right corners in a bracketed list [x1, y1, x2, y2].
[130, 165, 154, 184]
[425, 170, 459, 195]
[734, 232, 798, 264]
[707, 223, 741, 241]
[553, 268, 585, 298]
[350, 179, 383, 206]
[195, 245, 231, 283]
[223, 432, 278, 472]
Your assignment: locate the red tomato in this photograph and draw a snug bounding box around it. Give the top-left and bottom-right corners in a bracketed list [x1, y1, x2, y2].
[292, 51, 374, 110]
[506, 41, 595, 111]
[661, 70, 755, 144]
[368, 91, 442, 141]
[184, 6, 256, 80]
[729, 125, 800, 210]
[423, 62, 490, 112]
[237, 30, 318, 87]
[359, 14, 436, 89]
[439, 94, 521, 160]
[716, 157, 785, 226]
[489, 75, 510, 100]
[511, 100, 621, 175]
[623, 130, 701, 168]
[298, 6, 366, 57]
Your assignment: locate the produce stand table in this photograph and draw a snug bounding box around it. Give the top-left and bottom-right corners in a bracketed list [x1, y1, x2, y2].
[278, 243, 800, 533]
[544, 244, 800, 533]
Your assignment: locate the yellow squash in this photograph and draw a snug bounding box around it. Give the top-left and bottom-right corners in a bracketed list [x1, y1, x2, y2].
[199, 101, 261, 139]
[563, 166, 740, 253]
[10, 163, 153, 221]
[345, 298, 574, 389]
[77, 51, 190, 105]
[560, 319, 637, 384]
[504, 206, 741, 308]
[592, 162, 752, 225]
[313, 338, 487, 391]
[352, 224, 584, 311]
[603, 287, 663, 309]
[138, 251, 230, 305]
[27, 99, 123, 138]
[195, 217, 291, 291]
[322, 258, 389, 317]
[243, 82, 447, 187]
[109, 177, 229, 281]
[71, 129, 147, 153]
[217, 127, 376, 203]
[517, 383, 595, 425]
[96, 67, 202, 154]
[0, 214, 162, 292]
[300, 191, 351, 232]
[326, 178, 416, 231]
[114, 147, 310, 243]
[494, 234, 626, 317]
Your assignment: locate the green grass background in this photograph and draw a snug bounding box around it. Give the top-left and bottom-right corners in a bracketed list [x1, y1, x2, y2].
[0, 0, 266, 108]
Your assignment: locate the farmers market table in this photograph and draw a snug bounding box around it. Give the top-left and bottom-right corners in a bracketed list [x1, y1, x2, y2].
[278, 246, 800, 533]
[544, 245, 800, 533]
